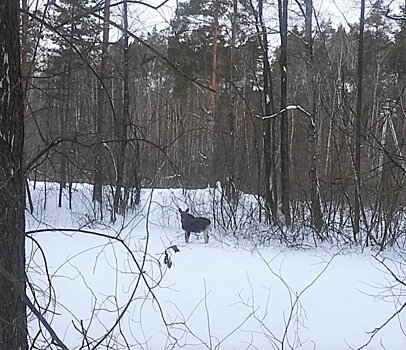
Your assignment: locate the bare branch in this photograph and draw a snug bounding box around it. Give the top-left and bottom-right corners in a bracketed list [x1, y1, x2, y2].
[353, 256, 406, 349]
[0, 265, 68, 350]
[385, 8, 406, 21]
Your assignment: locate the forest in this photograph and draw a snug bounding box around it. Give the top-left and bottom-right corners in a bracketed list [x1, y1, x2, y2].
[1, 0, 406, 348]
[21, 0, 406, 248]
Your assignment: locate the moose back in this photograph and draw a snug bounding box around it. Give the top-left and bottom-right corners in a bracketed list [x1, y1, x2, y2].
[178, 208, 211, 243]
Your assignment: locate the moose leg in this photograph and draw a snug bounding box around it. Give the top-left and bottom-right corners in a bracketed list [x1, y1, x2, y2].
[185, 231, 191, 243]
[203, 229, 209, 244]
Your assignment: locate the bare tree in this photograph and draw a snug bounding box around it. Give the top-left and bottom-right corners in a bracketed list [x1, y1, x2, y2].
[113, 0, 130, 217]
[278, 0, 291, 225]
[252, 0, 278, 222]
[304, 0, 323, 232]
[93, 0, 111, 206]
[354, 0, 366, 240]
[0, 0, 28, 347]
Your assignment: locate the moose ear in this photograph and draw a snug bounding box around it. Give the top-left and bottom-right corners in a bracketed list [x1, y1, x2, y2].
[178, 208, 182, 213]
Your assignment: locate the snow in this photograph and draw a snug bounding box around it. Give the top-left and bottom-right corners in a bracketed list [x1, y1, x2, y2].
[26, 182, 406, 349]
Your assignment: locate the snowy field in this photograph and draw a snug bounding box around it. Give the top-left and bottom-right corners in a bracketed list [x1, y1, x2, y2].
[26, 183, 406, 349]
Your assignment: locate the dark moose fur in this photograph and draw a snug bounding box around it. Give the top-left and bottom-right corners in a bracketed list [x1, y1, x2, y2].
[178, 208, 211, 243]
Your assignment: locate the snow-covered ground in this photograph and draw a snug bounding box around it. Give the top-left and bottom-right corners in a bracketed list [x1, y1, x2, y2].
[26, 183, 406, 349]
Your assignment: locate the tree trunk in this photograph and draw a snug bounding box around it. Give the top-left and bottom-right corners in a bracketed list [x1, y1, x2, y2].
[209, 2, 220, 184]
[21, 0, 29, 115]
[93, 0, 111, 206]
[209, 2, 219, 111]
[113, 0, 129, 217]
[278, 0, 291, 225]
[58, 4, 75, 208]
[305, 0, 323, 232]
[224, 0, 238, 204]
[354, 0, 365, 240]
[58, 61, 71, 208]
[0, 1, 28, 348]
[257, 0, 277, 222]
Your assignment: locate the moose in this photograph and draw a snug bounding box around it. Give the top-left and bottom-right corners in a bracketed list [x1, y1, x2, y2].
[178, 208, 211, 244]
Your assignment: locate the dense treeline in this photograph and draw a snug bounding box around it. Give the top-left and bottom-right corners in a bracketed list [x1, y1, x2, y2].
[25, 0, 406, 246]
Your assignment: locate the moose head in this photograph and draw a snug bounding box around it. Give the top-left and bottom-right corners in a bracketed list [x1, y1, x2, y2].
[178, 208, 211, 243]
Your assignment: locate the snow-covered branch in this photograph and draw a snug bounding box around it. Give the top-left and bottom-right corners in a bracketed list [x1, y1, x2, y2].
[255, 105, 312, 119]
